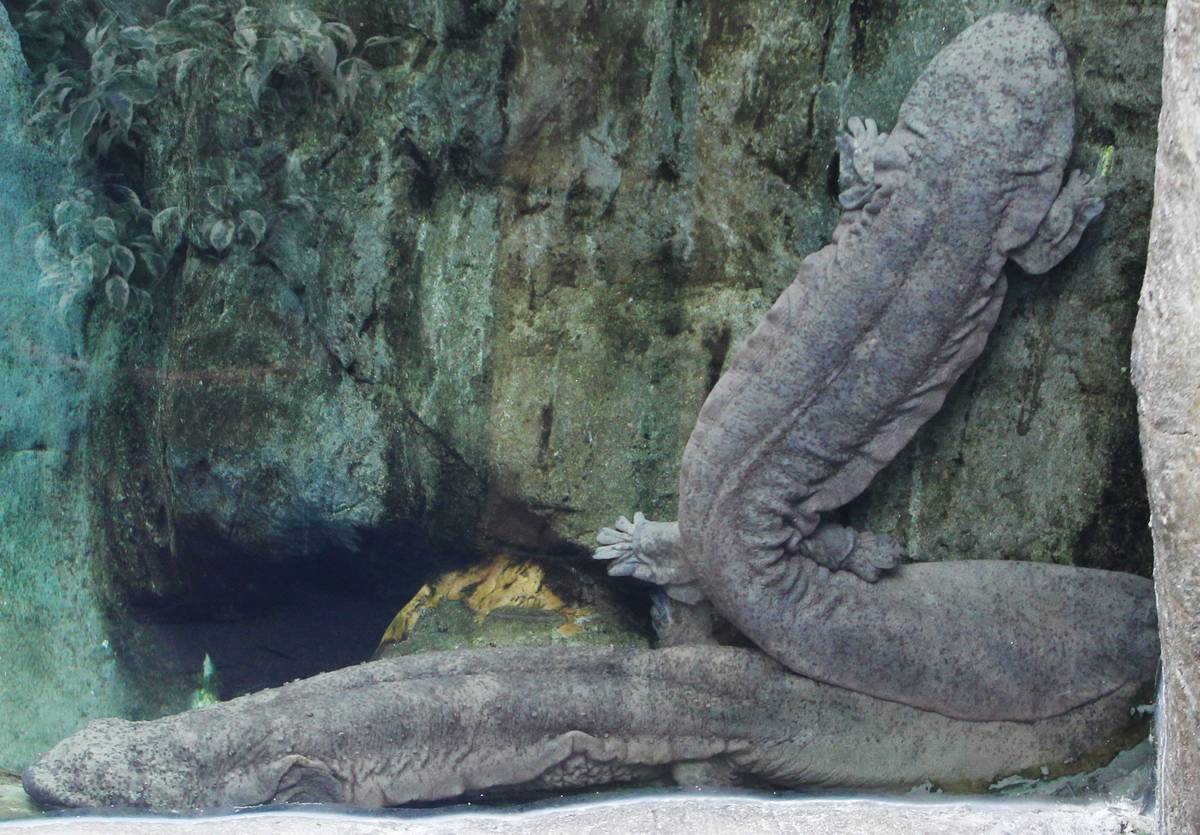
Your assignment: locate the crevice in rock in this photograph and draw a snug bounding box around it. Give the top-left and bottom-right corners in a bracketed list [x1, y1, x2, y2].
[702, 325, 731, 395]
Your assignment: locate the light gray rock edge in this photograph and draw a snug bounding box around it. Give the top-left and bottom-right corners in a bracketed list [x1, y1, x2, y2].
[1131, 1, 1200, 832]
[0, 797, 1158, 835]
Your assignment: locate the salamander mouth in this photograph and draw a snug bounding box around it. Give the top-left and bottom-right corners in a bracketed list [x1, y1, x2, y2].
[19, 718, 162, 811]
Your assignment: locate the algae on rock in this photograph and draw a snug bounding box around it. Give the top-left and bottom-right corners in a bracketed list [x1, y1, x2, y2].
[14, 0, 1160, 612]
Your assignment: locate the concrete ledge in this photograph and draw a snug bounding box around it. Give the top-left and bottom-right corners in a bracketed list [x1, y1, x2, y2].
[0, 795, 1155, 835]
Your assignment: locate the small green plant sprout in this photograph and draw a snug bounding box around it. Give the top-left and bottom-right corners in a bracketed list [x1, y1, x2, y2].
[31, 10, 159, 157]
[1096, 145, 1115, 180]
[33, 187, 166, 320]
[190, 653, 220, 708]
[186, 155, 269, 254]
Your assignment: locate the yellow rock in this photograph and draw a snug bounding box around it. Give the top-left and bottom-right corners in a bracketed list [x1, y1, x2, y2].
[375, 554, 648, 658]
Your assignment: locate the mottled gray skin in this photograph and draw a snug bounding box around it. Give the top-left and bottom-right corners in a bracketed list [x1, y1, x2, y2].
[22, 646, 1146, 812]
[598, 12, 1158, 723]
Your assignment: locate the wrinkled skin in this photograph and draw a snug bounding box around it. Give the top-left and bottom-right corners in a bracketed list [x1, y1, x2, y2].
[597, 11, 1158, 723]
[23, 646, 1147, 811]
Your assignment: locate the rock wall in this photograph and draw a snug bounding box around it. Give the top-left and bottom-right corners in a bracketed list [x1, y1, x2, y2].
[68, 0, 1163, 608]
[1131, 0, 1200, 831]
[0, 0, 1168, 777]
[0, 5, 191, 769]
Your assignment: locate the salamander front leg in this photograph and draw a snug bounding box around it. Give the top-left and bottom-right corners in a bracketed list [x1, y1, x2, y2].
[837, 117, 890, 210]
[594, 513, 704, 604]
[1010, 169, 1105, 274]
[792, 521, 905, 582]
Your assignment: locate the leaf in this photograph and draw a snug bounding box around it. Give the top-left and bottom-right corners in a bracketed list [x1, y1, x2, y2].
[364, 36, 405, 49]
[118, 26, 156, 50]
[97, 128, 117, 157]
[111, 244, 135, 277]
[234, 26, 257, 51]
[208, 217, 235, 251]
[334, 66, 353, 105]
[275, 35, 300, 65]
[286, 7, 322, 34]
[206, 185, 228, 212]
[105, 91, 133, 133]
[129, 234, 160, 254]
[91, 48, 117, 84]
[316, 37, 337, 74]
[33, 69, 73, 108]
[54, 198, 85, 228]
[16, 221, 42, 248]
[230, 169, 262, 202]
[56, 285, 85, 326]
[92, 216, 119, 243]
[68, 98, 101, 146]
[362, 73, 383, 100]
[280, 194, 315, 215]
[109, 62, 158, 104]
[83, 20, 103, 53]
[335, 58, 365, 105]
[172, 48, 206, 85]
[66, 232, 89, 257]
[34, 230, 56, 270]
[242, 60, 268, 107]
[234, 7, 257, 31]
[238, 209, 266, 247]
[85, 242, 111, 279]
[105, 275, 130, 312]
[111, 185, 143, 213]
[139, 249, 166, 278]
[153, 206, 183, 244]
[38, 265, 69, 290]
[70, 253, 94, 285]
[321, 21, 356, 53]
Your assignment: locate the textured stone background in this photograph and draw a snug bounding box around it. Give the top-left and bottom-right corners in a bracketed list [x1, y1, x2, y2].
[0, 4, 171, 771]
[1132, 0, 1200, 830]
[0, 0, 1165, 768]
[98, 0, 1163, 600]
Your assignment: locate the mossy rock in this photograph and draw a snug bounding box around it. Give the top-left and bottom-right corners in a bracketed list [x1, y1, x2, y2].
[374, 555, 651, 658]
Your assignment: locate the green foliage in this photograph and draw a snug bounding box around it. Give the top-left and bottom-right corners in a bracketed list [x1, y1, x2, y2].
[188, 154, 270, 253]
[126, 0, 383, 116]
[189, 653, 220, 708]
[16, 0, 393, 319]
[31, 185, 170, 321]
[1097, 145, 1115, 179]
[25, 0, 385, 150]
[29, 9, 159, 157]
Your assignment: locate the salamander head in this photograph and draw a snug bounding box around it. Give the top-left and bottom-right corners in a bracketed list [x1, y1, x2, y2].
[22, 715, 342, 811]
[898, 11, 1075, 170]
[22, 718, 192, 810]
